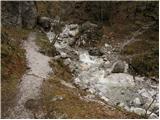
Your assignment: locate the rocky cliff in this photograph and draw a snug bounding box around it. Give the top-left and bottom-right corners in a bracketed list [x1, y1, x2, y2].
[2, 1, 37, 29]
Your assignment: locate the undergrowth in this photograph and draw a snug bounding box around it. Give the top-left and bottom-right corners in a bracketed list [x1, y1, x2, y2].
[1, 26, 29, 117]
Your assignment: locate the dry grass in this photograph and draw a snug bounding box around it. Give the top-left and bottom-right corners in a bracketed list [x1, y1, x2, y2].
[1, 26, 30, 118]
[121, 28, 159, 78]
[35, 31, 58, 57]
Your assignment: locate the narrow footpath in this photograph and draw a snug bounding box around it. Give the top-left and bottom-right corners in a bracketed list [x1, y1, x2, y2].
[8, 32, 52, 118]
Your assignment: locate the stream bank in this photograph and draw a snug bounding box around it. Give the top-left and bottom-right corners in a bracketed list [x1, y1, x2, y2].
[43, 20, 159, 119]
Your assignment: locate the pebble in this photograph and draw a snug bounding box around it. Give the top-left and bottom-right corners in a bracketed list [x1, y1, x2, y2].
[51, 96, 64, 102]
[105, 43, 110, 47]
[108, 51, 111, 54]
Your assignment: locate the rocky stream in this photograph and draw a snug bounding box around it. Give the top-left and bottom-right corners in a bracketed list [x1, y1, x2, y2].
[44, 19, 159, 119]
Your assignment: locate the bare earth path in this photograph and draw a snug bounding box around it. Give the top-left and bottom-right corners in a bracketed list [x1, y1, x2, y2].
[8, 32, 52, 118]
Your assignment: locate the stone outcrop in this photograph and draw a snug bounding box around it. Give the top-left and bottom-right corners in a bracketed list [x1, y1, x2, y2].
[2, 1, 37, 29]
[37, 16, 51, 32]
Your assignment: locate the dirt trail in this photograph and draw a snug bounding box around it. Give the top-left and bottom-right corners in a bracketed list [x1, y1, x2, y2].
[8, 32, 52, 118]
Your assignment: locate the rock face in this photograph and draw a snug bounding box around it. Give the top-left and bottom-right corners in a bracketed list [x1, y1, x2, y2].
[37, 16, 51, 32]
[2, 1, 37, 29]
[21, 2, 37, 29]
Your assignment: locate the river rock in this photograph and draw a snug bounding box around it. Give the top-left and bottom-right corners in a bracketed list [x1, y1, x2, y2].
[112, 61, 125, 73]
[148, 113, 159, 119]
[69, 24, 78, 30]
[88, 48, 103, 56]
[130, 107, 146, 115]
[68, 28, 79, 37]
[133, 97, 141, 106]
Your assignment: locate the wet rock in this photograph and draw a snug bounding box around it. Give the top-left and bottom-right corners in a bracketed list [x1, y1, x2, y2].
[64, 58, 71, 65]
[133, 97, 141, 106]
[112, 61, 125, 73]
[151, 77, 159, 83]
[148, 113, 159, 119]
[121, 90, 125, 95]
[46, 31, 56, 43]
[88, 48, 103, 56]
[68, 28, 79, 37]
[130, 107, 146, 115]
[60, 52, 68, 58]
[59, 24, 79, 38]
[69, 24, 78, 30]
[37, 16, 51, 32]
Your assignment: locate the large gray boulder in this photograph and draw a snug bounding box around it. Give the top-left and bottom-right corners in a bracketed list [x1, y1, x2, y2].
[112, 61, 125, 73]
